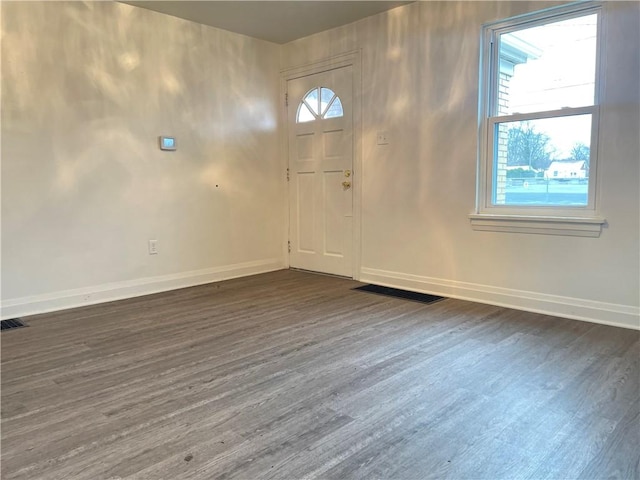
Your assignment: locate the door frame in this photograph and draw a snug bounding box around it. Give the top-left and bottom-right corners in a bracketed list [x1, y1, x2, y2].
[280, 50, 362, 280]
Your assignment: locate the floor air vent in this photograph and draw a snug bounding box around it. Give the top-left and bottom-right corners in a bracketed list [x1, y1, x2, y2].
[1, 318, 28, 331]
[354, 284, 445, 305]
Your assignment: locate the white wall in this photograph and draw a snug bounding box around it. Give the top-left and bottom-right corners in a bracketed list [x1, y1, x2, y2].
[1, 2, 286, 317]
[3, 1, 638, 329]
[282, 1, 640, 329]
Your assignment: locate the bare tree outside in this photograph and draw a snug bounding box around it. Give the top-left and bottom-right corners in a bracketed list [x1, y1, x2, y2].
[570, 142, 590, 170]
[507, 122, 554, 171]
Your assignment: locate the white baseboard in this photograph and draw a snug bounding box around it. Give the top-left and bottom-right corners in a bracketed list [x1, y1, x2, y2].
[360, 267, 640, 331]
[4, 262, 637, 330]
[1, 258, 286, 320]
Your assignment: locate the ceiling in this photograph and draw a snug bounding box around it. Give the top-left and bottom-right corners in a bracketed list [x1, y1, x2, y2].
[122, 1, 413, 44]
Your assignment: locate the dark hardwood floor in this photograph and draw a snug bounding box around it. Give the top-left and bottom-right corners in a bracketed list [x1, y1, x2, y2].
[1, 269, 638, 479]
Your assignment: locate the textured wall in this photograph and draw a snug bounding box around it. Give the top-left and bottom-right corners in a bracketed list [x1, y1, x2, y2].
[2, 2, 284, 303]
[282, 1, 640, 326]
[3, 1, 638, 327]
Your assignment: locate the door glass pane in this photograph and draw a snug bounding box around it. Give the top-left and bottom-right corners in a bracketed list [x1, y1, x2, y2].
[297, 102, 315, 123]
[497, 14, 597, 115]
[320, 87, 336, 116]
[324, 97, 344, 119]
[303, 88, 320, 115]
[492, 114, 592, 206]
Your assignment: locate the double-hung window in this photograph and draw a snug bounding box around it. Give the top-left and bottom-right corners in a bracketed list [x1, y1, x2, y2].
[471, 2, 606, 236]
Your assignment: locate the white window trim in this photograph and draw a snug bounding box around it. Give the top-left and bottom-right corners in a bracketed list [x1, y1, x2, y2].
[470, 1, 606, 236]
[468, 213, 605, 237]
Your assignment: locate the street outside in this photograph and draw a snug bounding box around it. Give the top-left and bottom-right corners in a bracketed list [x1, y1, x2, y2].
[504, 180, 588, 205]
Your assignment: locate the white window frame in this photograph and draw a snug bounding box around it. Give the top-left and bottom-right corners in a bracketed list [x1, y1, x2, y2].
[470, 2, 606, 237]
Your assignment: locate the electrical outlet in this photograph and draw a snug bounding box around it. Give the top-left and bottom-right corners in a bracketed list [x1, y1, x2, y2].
[148, 239, 158, 255]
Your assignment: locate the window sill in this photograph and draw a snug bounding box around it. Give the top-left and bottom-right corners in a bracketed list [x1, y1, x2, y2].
[469, 214, 606, 237]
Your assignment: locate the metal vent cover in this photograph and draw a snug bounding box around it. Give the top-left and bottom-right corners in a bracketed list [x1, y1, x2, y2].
[1, 319, 28, 331]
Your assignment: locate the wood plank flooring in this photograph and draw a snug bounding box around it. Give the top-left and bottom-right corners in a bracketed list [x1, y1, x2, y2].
[1, 269, 638, 480]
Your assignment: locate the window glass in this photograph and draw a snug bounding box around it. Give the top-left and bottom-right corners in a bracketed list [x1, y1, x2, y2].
[497, 15, 597, 115]
[320, 87, 336, 115]
[297, 102, 315, 123]
[304, 88, 320, 115]
[493, 115, 592, 206]
[324, 97, 344, 119]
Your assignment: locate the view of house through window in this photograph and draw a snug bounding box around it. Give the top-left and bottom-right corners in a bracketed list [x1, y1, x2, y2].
[489, 11, 598, 207]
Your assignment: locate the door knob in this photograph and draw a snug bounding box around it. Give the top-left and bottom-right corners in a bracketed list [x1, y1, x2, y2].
[342, 181, 351, 188]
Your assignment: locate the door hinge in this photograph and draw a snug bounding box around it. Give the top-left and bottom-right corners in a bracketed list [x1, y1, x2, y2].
[286, 167, 290, 181]
[285, 92, 288, 107]
[288, 240, 291, 253]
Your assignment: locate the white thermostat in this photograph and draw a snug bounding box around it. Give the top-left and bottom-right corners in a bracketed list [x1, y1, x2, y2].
[159, 136, 176, 151]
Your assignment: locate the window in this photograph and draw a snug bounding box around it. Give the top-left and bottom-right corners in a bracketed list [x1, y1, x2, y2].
[297, 87, 343, 123]
[471, 3, 605, 236]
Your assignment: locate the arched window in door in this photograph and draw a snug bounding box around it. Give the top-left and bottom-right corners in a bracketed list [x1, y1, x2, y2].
[296, 87, 344, 123]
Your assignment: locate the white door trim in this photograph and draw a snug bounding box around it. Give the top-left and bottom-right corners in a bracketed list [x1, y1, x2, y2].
[280, 51, 362, 280]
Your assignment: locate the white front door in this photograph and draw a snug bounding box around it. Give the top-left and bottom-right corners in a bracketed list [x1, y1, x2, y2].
[288, 66, 353, 277]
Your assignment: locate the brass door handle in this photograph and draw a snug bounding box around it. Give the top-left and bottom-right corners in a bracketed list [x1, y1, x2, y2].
[342, 181, 351, 188]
